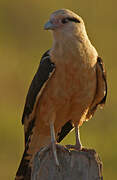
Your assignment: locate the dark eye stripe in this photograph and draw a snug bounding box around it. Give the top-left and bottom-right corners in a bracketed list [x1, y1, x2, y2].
[67, 17, 80, 23]
[62, 17, 80, 24]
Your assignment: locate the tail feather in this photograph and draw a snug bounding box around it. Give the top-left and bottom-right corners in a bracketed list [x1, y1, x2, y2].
[15, 148, 32, 180]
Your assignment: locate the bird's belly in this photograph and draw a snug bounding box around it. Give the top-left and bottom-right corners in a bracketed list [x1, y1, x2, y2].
[35, 63, 96, 136]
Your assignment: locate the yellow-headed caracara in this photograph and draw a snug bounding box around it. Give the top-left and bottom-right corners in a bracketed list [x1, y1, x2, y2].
[15, 9, 107, 180]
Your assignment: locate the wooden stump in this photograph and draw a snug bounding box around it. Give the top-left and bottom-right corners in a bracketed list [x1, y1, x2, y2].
[31, 145, 103, 180]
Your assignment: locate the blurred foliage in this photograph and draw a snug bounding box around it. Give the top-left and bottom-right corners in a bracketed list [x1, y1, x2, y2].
[0, 0, 116, 179]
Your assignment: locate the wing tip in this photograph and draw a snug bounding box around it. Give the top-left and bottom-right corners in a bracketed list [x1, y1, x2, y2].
[57, 120, 73, 143]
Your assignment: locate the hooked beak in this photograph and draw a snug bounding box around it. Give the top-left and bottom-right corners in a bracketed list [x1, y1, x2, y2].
[44, 20, 57, 30]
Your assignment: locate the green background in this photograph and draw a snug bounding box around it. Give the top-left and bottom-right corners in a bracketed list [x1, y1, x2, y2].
[0, 0, 116, 179]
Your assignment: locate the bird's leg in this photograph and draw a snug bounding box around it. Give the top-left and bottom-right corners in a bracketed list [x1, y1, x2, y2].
[75, 125, 82, 150]
[50, 121, 59, 166]
[66, 125, 82, 150]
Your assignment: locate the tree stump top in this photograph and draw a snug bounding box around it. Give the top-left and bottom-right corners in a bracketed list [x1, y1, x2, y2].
[31, 145, 103, 180]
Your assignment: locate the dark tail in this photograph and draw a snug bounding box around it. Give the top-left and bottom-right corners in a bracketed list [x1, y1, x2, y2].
[15, 147, 32, 180]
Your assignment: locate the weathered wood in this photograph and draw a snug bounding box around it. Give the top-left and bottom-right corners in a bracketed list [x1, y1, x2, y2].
[31, 145, 103, 180]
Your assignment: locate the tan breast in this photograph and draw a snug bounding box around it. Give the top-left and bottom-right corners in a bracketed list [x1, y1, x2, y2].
[34, 53, 96, 133]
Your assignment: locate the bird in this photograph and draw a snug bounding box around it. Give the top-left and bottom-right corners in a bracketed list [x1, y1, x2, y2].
[15, 9, 107, 180]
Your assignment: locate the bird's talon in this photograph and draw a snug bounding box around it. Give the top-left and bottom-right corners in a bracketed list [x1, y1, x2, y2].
[56, 144, 70, 153]
[65, 144, 82, 151]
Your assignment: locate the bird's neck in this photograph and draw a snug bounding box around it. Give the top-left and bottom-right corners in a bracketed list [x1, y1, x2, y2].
[50, 31, 97, 66]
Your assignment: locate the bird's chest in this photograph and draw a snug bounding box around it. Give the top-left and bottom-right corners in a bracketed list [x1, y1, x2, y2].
[55, 62, 80, 95]
[36, 57, 96, 129]
[51, 58, 93, 99]
[39, 59, 95, 121]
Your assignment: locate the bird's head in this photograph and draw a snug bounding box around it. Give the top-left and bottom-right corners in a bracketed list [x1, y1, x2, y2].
[44, 9, 91, 57]
[44, 9, 86, 39]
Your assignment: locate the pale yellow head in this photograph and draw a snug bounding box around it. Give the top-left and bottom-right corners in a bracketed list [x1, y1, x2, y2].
[44, 9, 87, 40]
[44, 9, 97, 61]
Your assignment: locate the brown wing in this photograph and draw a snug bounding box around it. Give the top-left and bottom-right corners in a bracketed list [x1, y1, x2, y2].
[15, 50, 56, 180]
[22, 50, 56, 146]
[86, 57, 107, 119]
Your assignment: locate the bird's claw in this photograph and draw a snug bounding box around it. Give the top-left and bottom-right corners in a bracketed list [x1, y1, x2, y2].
[65, 144, 82, 151]
[56, 143, 70, 153]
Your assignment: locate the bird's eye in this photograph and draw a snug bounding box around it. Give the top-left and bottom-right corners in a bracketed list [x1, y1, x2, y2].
[61, 18, 69, 24]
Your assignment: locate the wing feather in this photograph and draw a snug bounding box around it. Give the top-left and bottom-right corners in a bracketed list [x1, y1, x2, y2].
[57, 120, 74, 143]
[86, 56, 107, 119]
[21, 50, 56, 145]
